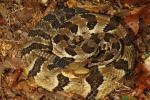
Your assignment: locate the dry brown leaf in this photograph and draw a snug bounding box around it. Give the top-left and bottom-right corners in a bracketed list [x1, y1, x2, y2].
[0, 3, 9, 18]
[0, 41, 12, 57]
[14, 80, 37, 92]
[43, 0, 57, 16]
[121, 2, 150, 35]
[124, 14, 139, 35]
[0, 17, 6, 25]
[22, 0, 40, 8]
[140, 3, 150, 25]
[133, 57, 150, 99]
[6, 68, 22, 88]
[122, 0, 150, 5]
[123, 8, 141, 35]
[0, 29, 25, 58]
[66, 0, 78, 8]
[12, 8, 36, 24]
[66, 0, 115, 14]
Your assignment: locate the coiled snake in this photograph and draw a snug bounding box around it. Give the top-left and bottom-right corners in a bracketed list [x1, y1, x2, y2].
[21, 7, 135, 100]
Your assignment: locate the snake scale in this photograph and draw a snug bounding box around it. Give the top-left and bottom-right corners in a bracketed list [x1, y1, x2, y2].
[21, 7, 135, 100]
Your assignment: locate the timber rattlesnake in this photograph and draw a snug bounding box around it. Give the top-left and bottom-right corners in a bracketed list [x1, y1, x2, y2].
[21, 7, 135, 99]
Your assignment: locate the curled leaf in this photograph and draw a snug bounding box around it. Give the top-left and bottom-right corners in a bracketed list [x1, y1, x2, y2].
[134, 56, 150, 98]
[140, 3, 150, 25]
[123, 8, 141, 35]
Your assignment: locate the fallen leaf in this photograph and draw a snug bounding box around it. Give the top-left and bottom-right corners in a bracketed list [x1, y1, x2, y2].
[66, 0, 78, 8]
[133, 56, 150, 99]
[11, 8, 37, 24]
[122, 0, 150, 5]
[43, 0, 57, 16]
[140, 3, 150, 25]
[123, 11, 140, 35]
[0, 18, 6, 25]
[6, 68, 23, 88]
[123, 2, 150, 35]
[14, 80, 37, 92]
[66, 0, 115, 14]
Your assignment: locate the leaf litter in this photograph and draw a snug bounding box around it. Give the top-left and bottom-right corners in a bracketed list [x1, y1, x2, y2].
[0, 0, 150, 100]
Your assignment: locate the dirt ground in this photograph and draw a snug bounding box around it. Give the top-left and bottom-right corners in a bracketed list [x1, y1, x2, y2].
[0, 0, 150, 100]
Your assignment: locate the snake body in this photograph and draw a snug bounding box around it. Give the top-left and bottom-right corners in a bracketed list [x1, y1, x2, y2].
[21, 8, 135, 99]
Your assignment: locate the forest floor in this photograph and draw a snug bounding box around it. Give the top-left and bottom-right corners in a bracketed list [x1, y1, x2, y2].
[0, 0, 150, 100]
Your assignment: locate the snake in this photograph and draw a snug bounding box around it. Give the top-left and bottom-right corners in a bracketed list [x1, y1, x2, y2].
[21, 7, 135, 100]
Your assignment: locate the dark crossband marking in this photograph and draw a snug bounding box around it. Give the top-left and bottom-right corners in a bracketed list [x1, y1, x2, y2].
[114, 59, 129, 71]
[60, 22, 78, 33]
[104, 53, 114, 61]
[81, 42, 95, 53]
[53, 34, 61, 43]
[53, 34, 69, 44]
[94, 48, 106, 59]
[104, 33, 115, 42]
[104, 16, 121, 32]
[66, 13, 75, 20]
[28, 57, 45, 77]
[90, 33, 100, 44]
[81, 14, 97, 30]
[21, 43, 52, 57]
[112, 42, 120, 50]
[59, 13, 75, 23]
[43, 14, 61, 29]
[63, 8, 75, 14]
[58, 8, 87, 21]
[122, 34, 134, 46]
[63, 8, 88, 14]
[43, 14, 56, 23]
[53, 74, 69, 92]
[55, 8, 76, 22]
[47, 64, 56, 70]
[28, 29, 51, 40]
[53, 57, 75, 67]
[87, 20, 97, 30]
[91, 58, 99, 64]
[65, 45, 77, 56]
[55, 12, 68, 24]
[75, 7, 89, 13]
[86, 67, 103, 100]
